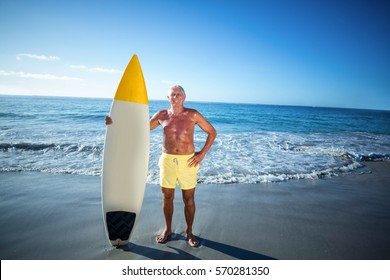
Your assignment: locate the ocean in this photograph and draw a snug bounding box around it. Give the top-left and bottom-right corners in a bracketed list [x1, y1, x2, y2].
[1, 95, 389, 184]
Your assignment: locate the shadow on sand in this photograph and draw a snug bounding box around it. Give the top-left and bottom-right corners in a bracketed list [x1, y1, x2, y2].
[117, 234, 275, 260]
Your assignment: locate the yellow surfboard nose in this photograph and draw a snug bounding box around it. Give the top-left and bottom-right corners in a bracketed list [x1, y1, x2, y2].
[114, 55, 148, 105]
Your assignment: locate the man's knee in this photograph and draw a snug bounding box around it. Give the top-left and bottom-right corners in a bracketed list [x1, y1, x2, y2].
[182, 189, 195, 206]
[162, 188, 175, 202]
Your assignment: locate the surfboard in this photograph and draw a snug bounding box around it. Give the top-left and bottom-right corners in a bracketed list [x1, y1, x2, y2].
[102, 54, 149, 246]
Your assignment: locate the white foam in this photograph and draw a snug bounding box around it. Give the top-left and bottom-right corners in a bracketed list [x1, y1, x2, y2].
[144, 131, 386, 184]
[1, 131, 388, 184]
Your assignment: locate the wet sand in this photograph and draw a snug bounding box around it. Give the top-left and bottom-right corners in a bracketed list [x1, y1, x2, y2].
[0, 162, 389, 260]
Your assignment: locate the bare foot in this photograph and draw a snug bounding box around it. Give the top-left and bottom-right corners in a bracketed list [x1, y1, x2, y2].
[156, 230, 172, 244]
[186, 233, 200, 247]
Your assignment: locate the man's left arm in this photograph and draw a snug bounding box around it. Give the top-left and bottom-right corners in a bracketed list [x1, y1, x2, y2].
[188, 112, 217, 167]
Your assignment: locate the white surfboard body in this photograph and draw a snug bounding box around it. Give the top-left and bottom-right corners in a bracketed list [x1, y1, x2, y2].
[102, 55, 149, 246]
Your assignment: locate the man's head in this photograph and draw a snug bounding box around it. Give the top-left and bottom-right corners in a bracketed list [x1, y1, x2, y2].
[168, 85, 186, 106]
[169, 85, 186, 97]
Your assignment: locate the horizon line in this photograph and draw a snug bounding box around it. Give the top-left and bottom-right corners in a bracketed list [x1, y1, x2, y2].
[0, 93, 389, 112]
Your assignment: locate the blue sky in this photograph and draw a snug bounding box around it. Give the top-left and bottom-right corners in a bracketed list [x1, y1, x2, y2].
[1, 0, 389, 110]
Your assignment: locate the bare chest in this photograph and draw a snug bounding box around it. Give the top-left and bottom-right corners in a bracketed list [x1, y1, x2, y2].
[160, 115, 195, 137]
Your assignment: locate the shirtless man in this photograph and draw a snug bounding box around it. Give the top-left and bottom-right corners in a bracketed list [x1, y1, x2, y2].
[106, 85, 216, 247]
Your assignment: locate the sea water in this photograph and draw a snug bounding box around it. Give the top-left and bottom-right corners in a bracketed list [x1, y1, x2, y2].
[1, 95, 389, 184]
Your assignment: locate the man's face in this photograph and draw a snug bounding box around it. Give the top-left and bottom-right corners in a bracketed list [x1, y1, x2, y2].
[168, 88, 185, 106]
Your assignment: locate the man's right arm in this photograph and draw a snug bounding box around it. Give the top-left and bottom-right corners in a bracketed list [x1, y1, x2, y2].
[108, 112, 161, 129]
[150, 111, 162, 130]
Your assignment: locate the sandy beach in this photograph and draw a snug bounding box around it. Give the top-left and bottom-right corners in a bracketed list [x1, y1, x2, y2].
[0, 161, 389, 260]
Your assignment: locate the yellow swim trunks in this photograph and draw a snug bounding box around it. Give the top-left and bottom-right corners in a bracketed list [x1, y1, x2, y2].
[158, 153, 200, 190]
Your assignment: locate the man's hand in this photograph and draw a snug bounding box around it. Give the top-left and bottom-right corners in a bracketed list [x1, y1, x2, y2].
[105, 116, 113, 125]
[187, 152, 205, 167]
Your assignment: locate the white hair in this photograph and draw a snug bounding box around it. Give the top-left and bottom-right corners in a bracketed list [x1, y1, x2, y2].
[169, 85, 186, 97]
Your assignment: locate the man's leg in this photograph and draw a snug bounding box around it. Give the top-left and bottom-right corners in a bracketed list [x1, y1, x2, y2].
[156, 187, 174, 243]
[182, 188, 199, 247]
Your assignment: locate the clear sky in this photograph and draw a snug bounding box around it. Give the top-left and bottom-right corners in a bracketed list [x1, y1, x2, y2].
[1, 0, 389, 110]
